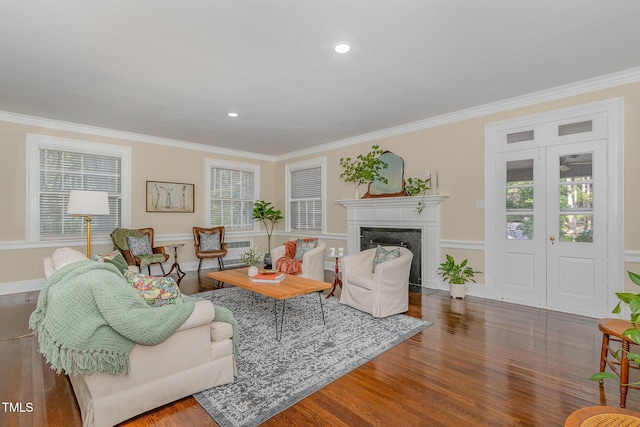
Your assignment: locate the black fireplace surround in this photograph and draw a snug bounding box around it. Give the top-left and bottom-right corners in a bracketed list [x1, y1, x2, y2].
[360, 227, 422, 286]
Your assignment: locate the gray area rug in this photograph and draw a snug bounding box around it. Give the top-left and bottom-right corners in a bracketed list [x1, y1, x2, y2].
[193, 286, 432, 427]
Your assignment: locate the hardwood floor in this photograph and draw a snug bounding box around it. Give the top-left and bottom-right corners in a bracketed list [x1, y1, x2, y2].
[0, 270, 633, 426]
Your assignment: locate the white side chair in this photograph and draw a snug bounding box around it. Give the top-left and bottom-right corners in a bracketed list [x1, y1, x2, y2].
[271, 239, 327, 282]
[339, 246, 413, 317]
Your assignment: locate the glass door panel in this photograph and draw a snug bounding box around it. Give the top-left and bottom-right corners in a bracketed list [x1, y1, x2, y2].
[506, 159, 534, 240]
[557, 153, 593, 243]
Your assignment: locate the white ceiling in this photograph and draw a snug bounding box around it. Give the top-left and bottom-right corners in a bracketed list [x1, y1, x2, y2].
[2, 1, 640, 156]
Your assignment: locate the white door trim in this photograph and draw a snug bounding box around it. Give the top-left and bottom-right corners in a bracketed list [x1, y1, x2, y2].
[484, 97, 624, 317]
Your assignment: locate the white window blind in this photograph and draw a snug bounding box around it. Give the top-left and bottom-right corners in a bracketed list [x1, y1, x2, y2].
[210, 167, 255, 230]
[289, 166, 322, 231]
[39, 148, 122, 239]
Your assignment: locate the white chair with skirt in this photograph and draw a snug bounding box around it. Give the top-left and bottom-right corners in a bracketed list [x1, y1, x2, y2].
[339, 245, 413, 318]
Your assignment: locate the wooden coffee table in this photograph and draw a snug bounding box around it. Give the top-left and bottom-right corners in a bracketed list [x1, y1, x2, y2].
[206, 268, 331, 340]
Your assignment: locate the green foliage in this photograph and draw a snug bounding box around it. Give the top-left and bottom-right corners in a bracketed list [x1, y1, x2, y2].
[252, 200, 283, 252]
[405, 177, 431, 214]
[239, 247, 263, 266]
[590, 270, 640, 386]
[339, 145, 388, 187]
[405, 177, 430, 196]
[437, 254, 481, 285]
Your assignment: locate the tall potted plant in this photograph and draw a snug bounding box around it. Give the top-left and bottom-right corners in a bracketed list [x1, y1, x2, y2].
[252, 200, 283, 268]
[339, 144, 388, 198]
[438, 254, 481, 299]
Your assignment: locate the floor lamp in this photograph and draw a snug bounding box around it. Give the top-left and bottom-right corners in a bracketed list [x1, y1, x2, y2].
[67, 190, 110, 259]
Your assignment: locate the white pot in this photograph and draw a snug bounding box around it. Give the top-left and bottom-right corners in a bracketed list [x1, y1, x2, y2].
[354, 187, 361, 199]
[248, 266, 259, 277]
[450, 283, 466, 299]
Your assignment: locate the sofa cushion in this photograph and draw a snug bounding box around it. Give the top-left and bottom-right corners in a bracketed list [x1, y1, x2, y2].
[294, 238, 317, 260]
[348, 272, 374, 290]
[51, 247, 88, 271]
[372, 245, 401, 273]
[200, 231, 221, 251]
[126, 235, 153, 256]
[123, 270, 181, 307]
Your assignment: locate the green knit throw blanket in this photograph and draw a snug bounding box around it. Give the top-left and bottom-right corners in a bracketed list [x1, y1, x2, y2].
[29, 260, 196, 376]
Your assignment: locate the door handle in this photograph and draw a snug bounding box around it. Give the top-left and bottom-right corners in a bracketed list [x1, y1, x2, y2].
[549, 236, 555, 245]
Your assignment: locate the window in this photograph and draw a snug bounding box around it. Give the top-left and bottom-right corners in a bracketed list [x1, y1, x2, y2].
[26, 135, 131, 241]
[206, 159, 260, 231]
[286, 158, 325, 232]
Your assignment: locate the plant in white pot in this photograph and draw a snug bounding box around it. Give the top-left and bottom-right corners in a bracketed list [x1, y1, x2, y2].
[438, 254, 481, 299]
[239, 247, 263, 277]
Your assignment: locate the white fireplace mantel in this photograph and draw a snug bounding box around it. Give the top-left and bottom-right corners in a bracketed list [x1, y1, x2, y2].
[337, 195, 447, 288]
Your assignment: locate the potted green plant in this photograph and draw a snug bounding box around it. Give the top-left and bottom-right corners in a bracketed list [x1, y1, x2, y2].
[438, 254, 481, 299]
[405, 176, 431, 214]
[239, 247, 263, 276]
[252, 200, 283, 268]
[339, 144, 388, 198]
[590, 270, 640, 384]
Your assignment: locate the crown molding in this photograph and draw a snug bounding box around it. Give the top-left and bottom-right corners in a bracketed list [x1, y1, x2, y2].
[0, 111, 276, 162]
[275, 66, 640, 161]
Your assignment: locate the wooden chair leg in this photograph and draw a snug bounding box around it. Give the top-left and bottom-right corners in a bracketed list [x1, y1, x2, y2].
[159, 263, 166, 275]
[599, 333, 610, 380]
[621, 339, 630, 408]
[197, 258, 203, 277]
[218, 257, 224, 271]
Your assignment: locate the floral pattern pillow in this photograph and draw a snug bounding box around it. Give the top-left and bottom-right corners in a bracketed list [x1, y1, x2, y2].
[372, 245, 401, 273]
[126, 235, 153, 256]
[123, 270, 181, 307]
[294, 238, 318, 260]
[199, 232, 221, 251]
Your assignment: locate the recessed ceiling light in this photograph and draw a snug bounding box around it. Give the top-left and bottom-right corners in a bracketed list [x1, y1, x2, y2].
[334, 43, 351, 54]
[228, 112, 238, 117]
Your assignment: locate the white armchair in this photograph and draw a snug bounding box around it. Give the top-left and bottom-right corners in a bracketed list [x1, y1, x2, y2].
[271, 239, 327, 282]
[339, 246, 413, 317]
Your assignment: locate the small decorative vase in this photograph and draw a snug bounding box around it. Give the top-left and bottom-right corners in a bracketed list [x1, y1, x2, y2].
[248, 266, 259, 277]
[354, 187, 360, 199]
[263, 253, 272, 269]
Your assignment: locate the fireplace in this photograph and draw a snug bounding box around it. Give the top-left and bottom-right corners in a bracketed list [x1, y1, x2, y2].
[360, 227, 422, 285]
[338, 195, 447, 289]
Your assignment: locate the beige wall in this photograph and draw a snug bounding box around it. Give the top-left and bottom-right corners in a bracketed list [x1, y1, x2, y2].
[278, 82, 640, 290]
[0, 123, 275, 285]
[2, 80, 640, 293]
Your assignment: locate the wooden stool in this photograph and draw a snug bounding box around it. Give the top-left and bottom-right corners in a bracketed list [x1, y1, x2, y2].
[598, 318, 640, 408]
[565, 406, 640, 427]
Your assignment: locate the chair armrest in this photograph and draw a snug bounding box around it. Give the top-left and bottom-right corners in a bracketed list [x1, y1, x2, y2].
[152, 246, 166, 255]
[271, 244, 286, 261]
[176, 300, 215, 332]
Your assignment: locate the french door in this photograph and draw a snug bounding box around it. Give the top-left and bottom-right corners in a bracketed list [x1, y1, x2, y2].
[495, 140, 608, 315]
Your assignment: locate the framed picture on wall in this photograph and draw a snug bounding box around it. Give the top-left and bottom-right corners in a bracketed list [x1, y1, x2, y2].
[146, 181, 194, 213]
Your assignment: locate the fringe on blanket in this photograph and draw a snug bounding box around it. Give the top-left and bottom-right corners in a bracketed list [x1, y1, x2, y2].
[32, 324, 131, 376]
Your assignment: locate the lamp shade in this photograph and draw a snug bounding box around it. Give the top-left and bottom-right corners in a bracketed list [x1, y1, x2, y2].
[67, 190, 110, 215]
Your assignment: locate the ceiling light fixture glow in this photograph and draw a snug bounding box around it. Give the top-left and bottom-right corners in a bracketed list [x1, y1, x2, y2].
[228, 112, 238, 117]
[334, 43, 351, 54]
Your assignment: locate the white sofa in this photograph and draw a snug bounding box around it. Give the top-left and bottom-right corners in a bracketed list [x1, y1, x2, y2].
[42, 248, 236, 427]
[339, 246, 413, 318]
[271, 239, 327, 282]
